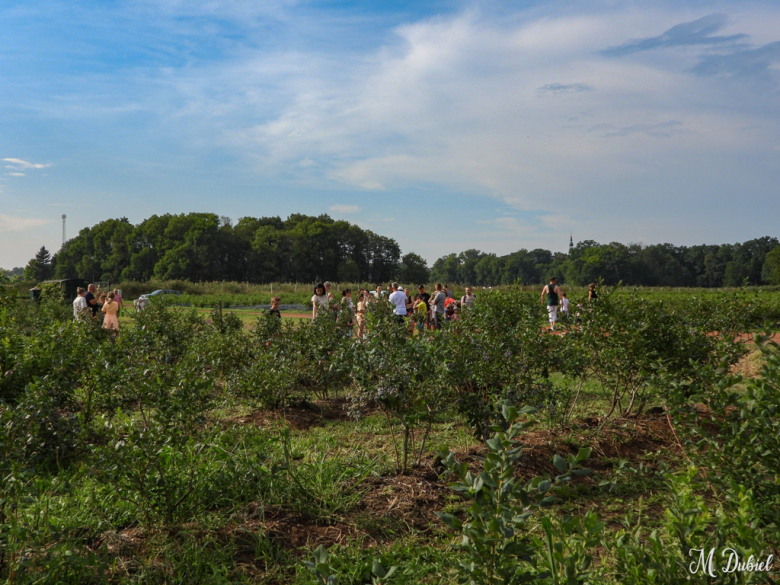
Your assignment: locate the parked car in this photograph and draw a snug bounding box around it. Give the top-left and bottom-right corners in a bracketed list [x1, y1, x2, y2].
[137, 289, 181, 301]
[134, 289, 181, 310]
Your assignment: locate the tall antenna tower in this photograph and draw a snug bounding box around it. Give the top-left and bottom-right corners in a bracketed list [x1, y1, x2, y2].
[62, 214, 66, 245]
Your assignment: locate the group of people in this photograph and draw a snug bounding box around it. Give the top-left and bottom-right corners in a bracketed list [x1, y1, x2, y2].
[307, 281, 477, 337]
[66, 278, 597, 337]
[541, 278, 598, 331]
[72, 284, 123, 332]
[303, 278, 600, 335]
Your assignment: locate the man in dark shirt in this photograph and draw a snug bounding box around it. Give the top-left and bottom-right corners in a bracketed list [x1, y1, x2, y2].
[84, 284, 98, 316]
[417, 285, 430, 305]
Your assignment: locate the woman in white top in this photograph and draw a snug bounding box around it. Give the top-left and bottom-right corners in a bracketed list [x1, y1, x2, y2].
[311, 283, 329, 320]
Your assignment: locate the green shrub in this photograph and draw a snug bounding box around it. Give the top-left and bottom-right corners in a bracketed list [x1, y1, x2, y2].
[347, 298, 448, 471]
[667, 334, 780, 526]
[437, 405, 601, 585]
[612, 468, 772, 584]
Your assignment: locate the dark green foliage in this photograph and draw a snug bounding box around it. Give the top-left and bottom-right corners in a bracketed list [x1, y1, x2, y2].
[573, 286, 727, 418]
[23, 245, 53, 283]
[399, 252, 430, 284]
[444, 288, 576, 439]
[233, 304, 352, 408]
[762, 246, 780, 285]
[429, 237, 780, 286]
[50, 213, 406, 284]
[347, 298, 448, 471]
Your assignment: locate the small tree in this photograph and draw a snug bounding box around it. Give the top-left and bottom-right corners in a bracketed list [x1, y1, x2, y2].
[23, 246, 53, 282]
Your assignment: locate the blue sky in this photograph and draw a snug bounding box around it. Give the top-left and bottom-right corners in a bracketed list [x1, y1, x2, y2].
[2, 0, 779, 269]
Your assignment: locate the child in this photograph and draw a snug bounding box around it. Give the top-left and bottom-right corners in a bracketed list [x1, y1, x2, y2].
[414, 294, 427, 333]
[561, 293, 569, 317]
[269, 296, 281, 319]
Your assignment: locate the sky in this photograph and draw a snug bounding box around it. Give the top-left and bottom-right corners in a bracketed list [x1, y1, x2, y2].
[1, 0, 779, 269]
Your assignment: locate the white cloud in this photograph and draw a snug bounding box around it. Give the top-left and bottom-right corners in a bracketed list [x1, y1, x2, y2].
[0, 215, 52, 232]
[3, 158, 52, 170]
[213, 5, 779, 220]
[6, 172, 25, 177]
[329, 204, 360, 213]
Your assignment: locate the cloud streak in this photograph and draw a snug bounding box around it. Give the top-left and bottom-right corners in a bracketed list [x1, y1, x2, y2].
[601, 14, 747, 57]
[0, 215, 52, 233]
[3, 158, 52, 170]
[329, 204, 360, 213]
[536, 82, 593, 94]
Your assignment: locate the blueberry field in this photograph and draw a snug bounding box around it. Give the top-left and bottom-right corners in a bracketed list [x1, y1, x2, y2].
[1, 286, 779, 584]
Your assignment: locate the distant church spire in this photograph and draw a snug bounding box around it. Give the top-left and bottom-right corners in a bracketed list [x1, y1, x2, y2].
[569, 233, 573, 251]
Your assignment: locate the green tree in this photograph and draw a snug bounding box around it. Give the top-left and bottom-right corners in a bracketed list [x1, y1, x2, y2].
[337, 258, 361, 282]
[762, 246, 780, 285]
[430, 253, 460, 283]
[23, 246, 53, 282]
[399, 252, 429, 284]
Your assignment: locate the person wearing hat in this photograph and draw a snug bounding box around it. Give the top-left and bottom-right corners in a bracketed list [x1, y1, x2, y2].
[541, 277, 562, 331]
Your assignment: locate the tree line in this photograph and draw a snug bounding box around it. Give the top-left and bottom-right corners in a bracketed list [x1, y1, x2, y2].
[430, 237, 780, 287]
[17, 212, 780, 287]
[23, 213, 430, 285]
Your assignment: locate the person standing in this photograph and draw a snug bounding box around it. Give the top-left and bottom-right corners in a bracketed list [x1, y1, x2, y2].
[461, 287, 477, 309]
[417, 285, 430, 306]
[102, 291, 120, 332]
[413, 294, 427, 333]
[561, 293, 570, 317]
[324, 281, 339, 318]
[85, 284, 98, 317]
[388, 282, 407, 325]
[417, 285, 432, 330]
[403, 286, 413, 311]
[443, 284, 454, 299]
[373, 284, 383, 300]
[429, 283, 446, 329]
[402, 287, 415, 333]
[541, 277, 561, 331]
[588, 283, 598, 302]
[324, 282, 335, 302]
[356, 290, 368, 338]
[72, 287, 88, 320]
[311, 283, 329, 320]
[113, 289, 123, 316]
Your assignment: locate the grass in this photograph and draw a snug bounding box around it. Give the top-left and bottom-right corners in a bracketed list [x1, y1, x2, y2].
[3, 375, 762, 583]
